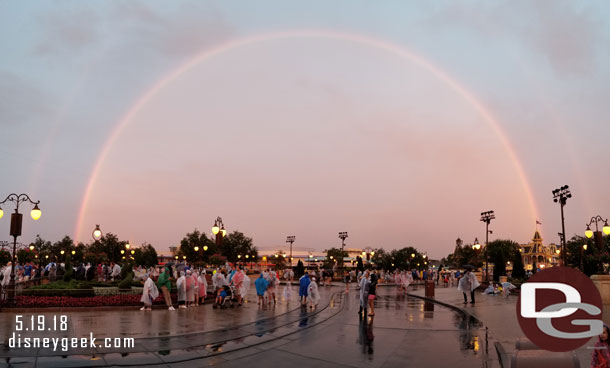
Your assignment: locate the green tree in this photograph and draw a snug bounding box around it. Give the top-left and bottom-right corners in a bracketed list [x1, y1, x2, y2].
[134, 243, 159, 267]
[511, 249, 526, 279]
[486, 239, 520, 281]
[178, 229, 214, 265]
[220, 231, 257, 263]
[324, 247, 348, 270]
[17, 248, 36, 264]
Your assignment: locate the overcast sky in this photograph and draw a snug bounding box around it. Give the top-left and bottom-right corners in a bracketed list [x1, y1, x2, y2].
[1, 1, 609, 259]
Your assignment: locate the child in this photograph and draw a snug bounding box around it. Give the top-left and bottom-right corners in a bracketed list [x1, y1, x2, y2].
[592, 324, 610, 368]
[255, 273, 269, 306]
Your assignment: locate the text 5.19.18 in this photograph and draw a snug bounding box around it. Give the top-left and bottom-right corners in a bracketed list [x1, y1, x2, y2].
[15, 315, 68, 332]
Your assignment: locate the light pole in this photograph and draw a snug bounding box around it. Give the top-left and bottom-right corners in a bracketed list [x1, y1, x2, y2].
[286, 235, 295, 268]
[0, 193, 41, 304]
[212, 217, 226, 247]
[338, 232, 348, 271]
[585, 215, 610, 249]
[480, 210, 495, 282]
[552, 185, 571, 266]
[585, 215, 609, 272]
[581, 243, 587, 271]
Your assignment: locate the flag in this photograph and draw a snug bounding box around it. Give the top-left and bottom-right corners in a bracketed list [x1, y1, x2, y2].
[536, 220, 542, 225]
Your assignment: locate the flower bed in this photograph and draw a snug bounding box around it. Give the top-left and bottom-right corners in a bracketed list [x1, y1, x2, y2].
[6, 294, 177, 308]
[2, 292, 215, 308]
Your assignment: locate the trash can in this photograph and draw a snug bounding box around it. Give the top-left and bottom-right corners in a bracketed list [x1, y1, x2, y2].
[425, 280, 435, 298]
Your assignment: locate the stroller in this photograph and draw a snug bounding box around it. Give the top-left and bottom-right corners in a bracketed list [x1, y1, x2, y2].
[213, 285, 235, 309]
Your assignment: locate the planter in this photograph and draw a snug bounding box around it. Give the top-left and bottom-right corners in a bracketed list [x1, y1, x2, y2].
[591, 274, 610, 304]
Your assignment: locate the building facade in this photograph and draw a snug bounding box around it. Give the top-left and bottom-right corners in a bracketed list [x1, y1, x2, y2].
[519, 230, 560, 271]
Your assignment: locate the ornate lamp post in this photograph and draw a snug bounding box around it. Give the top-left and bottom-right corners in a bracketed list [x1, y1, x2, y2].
[552, 185, 571, 266]
[212, 217, 226, 247]
[480, 210, 495, 282]
[585, 215, 610, 249]
[0, 193, 41, 304]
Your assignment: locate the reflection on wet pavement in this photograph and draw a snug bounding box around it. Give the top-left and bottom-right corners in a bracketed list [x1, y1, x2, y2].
[0, 285, 501, 367]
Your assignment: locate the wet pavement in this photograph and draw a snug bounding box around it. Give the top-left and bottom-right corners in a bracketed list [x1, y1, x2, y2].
[409, 284, 599, 367]
[0, 283, 499, 367]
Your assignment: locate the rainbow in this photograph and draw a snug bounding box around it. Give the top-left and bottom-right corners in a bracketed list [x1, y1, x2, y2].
[74, 29, 540, 242]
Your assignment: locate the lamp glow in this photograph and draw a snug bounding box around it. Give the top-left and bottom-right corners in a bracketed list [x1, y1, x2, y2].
[583, 244, 588, 250]
[203, 246, 208, 251]
[194, 246, 199, 252]
[212, 226, 220, 235]
[585, 226, 594, 238]
[604, 222, 610, 235]
[0, 207, 3, 219]
[30, 204, 41, 221]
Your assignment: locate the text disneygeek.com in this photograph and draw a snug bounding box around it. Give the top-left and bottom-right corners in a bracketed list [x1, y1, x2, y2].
[9, 315, 134, 352]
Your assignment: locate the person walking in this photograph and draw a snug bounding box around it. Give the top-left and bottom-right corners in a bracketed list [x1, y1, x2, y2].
[140, 273, 159, 311]
[255, 272, 269, 306]
[368, 273, 377, 316]
[299, 272, 311, 306]
[358, 270, 370, 316]
[458, 268, 480, 304]
[157, 266, 175, 310]
[308, 276, 320, 309]
[177, 271, 187, 309]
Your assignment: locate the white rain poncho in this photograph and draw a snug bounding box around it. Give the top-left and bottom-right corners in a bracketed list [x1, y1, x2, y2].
[198, 271, 208, 299]
[141, 275, 159, 305]
[458, 272, 480, 293]
[359, 273, 370, 308]
[308, 278, 320, 307]
[241, 271, 251, 301]
[501, 282, 516, 297]
[177, 271, 186, 302]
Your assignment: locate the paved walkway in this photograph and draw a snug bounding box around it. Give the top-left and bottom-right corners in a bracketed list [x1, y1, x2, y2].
[0, 283, 500, 367]
[409, 284, 598, 367]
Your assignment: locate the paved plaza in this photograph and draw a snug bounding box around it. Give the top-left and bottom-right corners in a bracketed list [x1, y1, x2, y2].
[0, 283, 501, 367]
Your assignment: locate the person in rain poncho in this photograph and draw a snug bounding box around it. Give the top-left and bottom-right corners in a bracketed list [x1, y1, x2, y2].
[403, 271, 413, 292]
[255, 273, 269, 306]
[177, 271, 187, 309]
[266, 270, 278, 304]
[458, 268, 480, 304]
[241, 268, 251, 303]
[197, 270, 208, 304]
[140, 273, 159, 311]
[185, 269, 195, 307]
[1, 262, 12, 288]
[299, 273, 311, 306]
[501, 281, 516, 298]
[232, 266, 245, 306]
[359, 270, 370, 316]
[284, 269, 294, 301]
[308, 276, 320, 308]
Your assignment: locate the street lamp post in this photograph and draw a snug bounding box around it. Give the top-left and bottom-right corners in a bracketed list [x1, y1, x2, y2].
[553, 185, 571, 266]
[286, 236, 295, 268]
[585, 215, 610, 250]
[212, 217, 226, 247]
[480, 210, 495, 282]
[338, 231, 348, 270]
[0, 193, 41, 304]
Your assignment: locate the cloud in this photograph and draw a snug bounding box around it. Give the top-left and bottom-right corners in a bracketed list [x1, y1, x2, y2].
[0, 72, 55, 125]
[422, 0, 604, 76]
[111, 1, 235, 58]
[34, 6, 100, 55]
